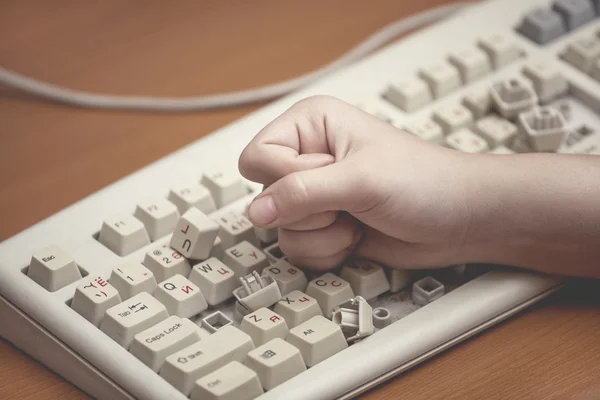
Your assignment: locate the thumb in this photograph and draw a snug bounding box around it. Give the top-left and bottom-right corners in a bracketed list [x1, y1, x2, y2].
[247, 161, 367, 228]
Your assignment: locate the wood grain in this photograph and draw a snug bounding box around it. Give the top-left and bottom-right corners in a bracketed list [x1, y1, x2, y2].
[0, 1, 599, 399]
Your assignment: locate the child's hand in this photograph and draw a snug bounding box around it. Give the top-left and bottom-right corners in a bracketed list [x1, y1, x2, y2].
[238, 96, 474, 270]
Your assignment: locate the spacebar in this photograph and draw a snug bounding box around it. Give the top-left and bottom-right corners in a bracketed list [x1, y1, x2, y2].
[257, 270, 562, 400]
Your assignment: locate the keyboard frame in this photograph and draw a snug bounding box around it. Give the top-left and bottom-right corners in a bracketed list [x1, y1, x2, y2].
[2, 0, 599, 398]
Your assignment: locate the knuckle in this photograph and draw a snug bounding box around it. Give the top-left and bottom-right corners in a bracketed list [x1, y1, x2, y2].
[281, 172, 310, 206]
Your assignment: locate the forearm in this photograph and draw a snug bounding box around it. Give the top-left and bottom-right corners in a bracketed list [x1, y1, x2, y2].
[464, 153, 600, 278]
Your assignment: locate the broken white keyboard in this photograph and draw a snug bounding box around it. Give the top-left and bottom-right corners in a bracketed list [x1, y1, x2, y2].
[1, 0, 600, 399]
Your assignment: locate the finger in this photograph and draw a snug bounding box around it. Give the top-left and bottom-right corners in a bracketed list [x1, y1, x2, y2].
[281, 211, 338, 231]
[247, 160, 371, 227]
[278, 215, 359, 259]
[238, 96, 361, 186]
[287, 246, 352, 271]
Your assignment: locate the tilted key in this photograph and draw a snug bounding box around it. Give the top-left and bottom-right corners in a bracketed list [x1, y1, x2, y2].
[214, 212, 257, 249]
[239, 307, 289, 347]
[27, 245, 82, 292]
[154, 274, 208, 318]
[222, 241, 269, 278]
[244, 338, 306, 391]
[134, 198, 179, 241]
[478, 34, 522, 69]
[71, 276, 121, 326]
[109, 261, 157, 300]
[143, 244, 191, 283]
[188, 258, 238, 306]
[201, 170, 247, 209]
[340, 261, 390, 300]
[168, 182, 216, 214]
[170, 208, 220, 260]
[98, 214, 150, 256]
[418, 62, 462, 98]
[305, 273, 355, 318]
[445, 128, 489, 154]
[286, 315, 348, 367]
[262, 260, 308, 295]
[191, 361, 263, 400]
[233, 272, 282, 312]
[274, 290, 322, 328]
[129, 316, 205, 372]
[448, 47, 492, 83]
[160, 326, 255, 396]
[100, 292, 168, 348]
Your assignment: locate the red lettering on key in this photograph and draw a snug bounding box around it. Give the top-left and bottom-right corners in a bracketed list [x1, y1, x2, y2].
[249, 251, 258, 260]
[172, 251, 182, 259]
[182, 285, 193, 294]
[181, 225, 190, 234]
[96, 277, 108, 287]
[298, 297, 310, 302]
[217, 268, 230, 275]
[287, 268, 297, 275]
[269, 315, 281, 323]
[331, 280, 341, 287]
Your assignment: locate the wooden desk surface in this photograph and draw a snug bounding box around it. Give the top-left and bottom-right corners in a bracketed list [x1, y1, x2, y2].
[1, 1, 599, 399]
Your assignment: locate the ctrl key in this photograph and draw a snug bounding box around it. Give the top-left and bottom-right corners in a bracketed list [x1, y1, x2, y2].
[191, 361, 263, 400]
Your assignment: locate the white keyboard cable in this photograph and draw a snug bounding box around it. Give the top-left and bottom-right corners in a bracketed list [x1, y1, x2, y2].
[0, 2, 471, 112]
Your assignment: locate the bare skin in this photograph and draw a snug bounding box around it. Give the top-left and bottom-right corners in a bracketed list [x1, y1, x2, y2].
[238, 95, 600, 278]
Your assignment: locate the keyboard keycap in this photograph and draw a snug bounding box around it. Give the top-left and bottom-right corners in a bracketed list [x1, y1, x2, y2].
[552, 0, 595, 31]
[474, 115, 518, 147]
[445, 128, 489, 154]
[563, 35, 600, 74]
[170, 208, 220, 260]
[274, 290, 323, 328]
[418, 62, 461, 98]
[188, 258, 238, 306]
[239, 307, 289, 347]
[389, 269, 413, 293]
[129, 316, 205, 372]
[222, 241, 269, 278]
[71, 276, 121, 326]
[143, 244, 191, 283]
[306, 273, 355, 318]
[402, 119, 444, 144]
[98, 215, 150, 256]
[168, 182, 216, 215]
[27, 245, 82, 292]
[432, 104, 474, 134]
[191, 361, 263, 400]
[110, 262, 157, 300]
[462, 87, 492, 119]
[154, 274, 208, 318]
[161, 326, 255, 396]
[340, 261, 390, 300]
[214, 212, 257, 249]
[518, 8, 566, 45]
[286, 315, 348, 367]
[522, 61, 568, 102]
[244, 338, 306, 391]
[383, 79, 432, 112]
[134, 198, 179, 241]
[448, 48, 492, 83]
[100, 292, 168, 348]
[478, 34, 522, 69]
[262, 260, 308, 295]
[201, 170, 247, 209]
